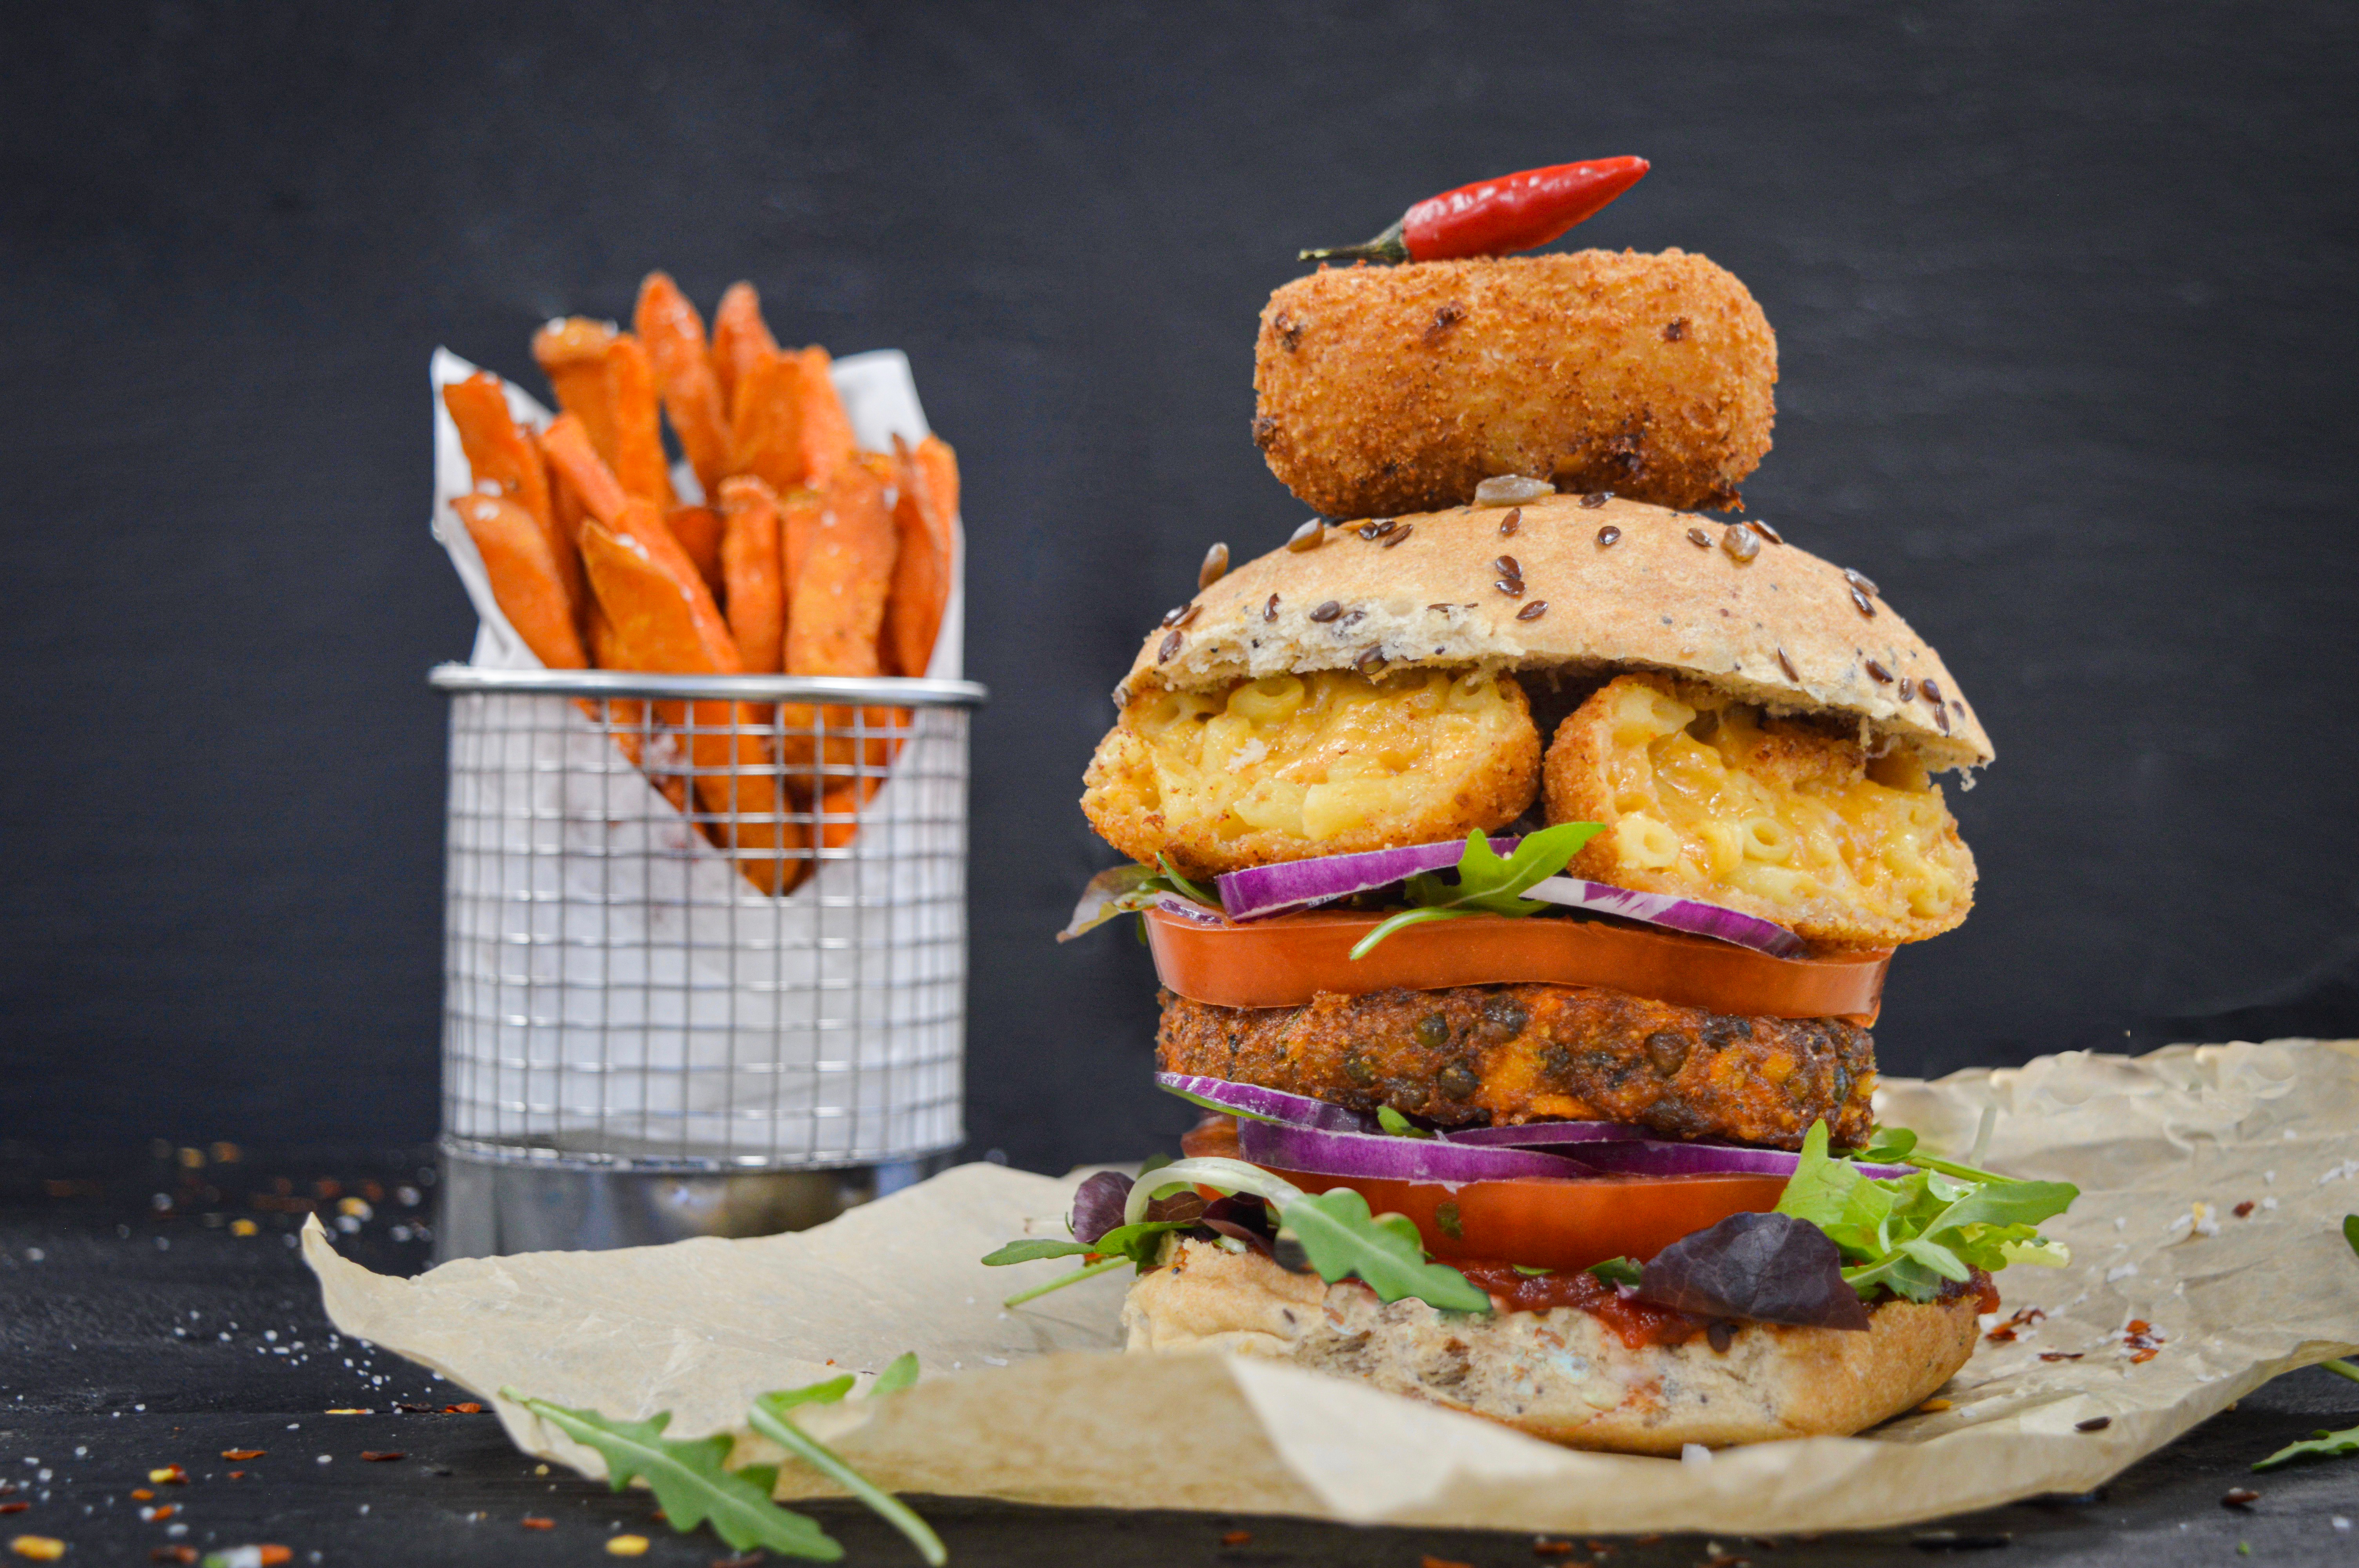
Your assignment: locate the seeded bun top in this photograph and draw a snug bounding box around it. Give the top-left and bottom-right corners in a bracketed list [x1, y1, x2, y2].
[1120, 492, 1993, 772]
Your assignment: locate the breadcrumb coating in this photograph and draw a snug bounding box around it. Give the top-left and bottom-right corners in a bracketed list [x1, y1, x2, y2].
[1253, 250, 1776, 519]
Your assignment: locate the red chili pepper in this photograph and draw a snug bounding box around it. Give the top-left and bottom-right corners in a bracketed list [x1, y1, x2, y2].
[1301, 157, 1649, 265]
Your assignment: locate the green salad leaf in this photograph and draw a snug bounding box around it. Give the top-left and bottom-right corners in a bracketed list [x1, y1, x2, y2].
[1117, 1156, 1491, 1312]
[749, 1372, 947, 1567]
[1776, 1122, 2078, 1303]
[505, 1390, 843, 1559]
[869, 1351, 921, 1397]
[1349, 823, 1604, 959]
[2254, 1421, 2359, 1472]
[2248, 1231, 2359, 1470]
[1281, 1187, 1493, 1311]
[980, 1217, 1197, 1306]
[1057, 859, 1219, 942]
[507, 1356, 947, 1565]
[1588, 1256, 1643, 1287]
[1375, 1105, 1434, 1139]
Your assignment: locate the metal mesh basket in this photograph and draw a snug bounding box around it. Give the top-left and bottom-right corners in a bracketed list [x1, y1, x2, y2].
[429, 665, 988, 1180]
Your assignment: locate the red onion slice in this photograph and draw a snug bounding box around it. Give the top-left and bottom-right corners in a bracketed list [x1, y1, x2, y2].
[1521, 876, 1807, 959]
[1214, 838, 1520, 920]
[1238, 1117, 1598, 1184]
[1548, 1136, 1915, 1181]
[1156, 1073, 1377, 1132]
[1441, 1120, 1643, 1147]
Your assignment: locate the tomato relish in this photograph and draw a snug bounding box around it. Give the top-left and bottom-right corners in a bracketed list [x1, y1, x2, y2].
[1454, 1263, 1707, 1349]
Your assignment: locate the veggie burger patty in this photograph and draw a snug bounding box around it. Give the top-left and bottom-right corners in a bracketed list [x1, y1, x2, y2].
[1157, 984, 1876, 1151]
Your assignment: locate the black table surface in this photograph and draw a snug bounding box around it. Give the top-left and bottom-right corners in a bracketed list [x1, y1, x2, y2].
[4, 1147, 2354, 1568]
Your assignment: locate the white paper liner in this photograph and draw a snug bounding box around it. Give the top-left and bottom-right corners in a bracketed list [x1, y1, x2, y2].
[310, 1039, 2359, 1535]
[430, 347, 967, 1165]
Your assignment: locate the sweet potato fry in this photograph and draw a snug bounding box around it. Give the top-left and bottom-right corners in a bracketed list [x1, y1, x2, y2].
[726, 346, 858, 495]
[453, 494, 587, 670]
[536, 425, 588, 547]
[601, 334, 675, 508]
[816, 776, 885, 851]
[580, 518, 806, 894]
[792, 347, 857, 491]
[532, 317, 618, 456]
[880, 433, 956, 679]
[912, 430, 960, 523]
[781, 462, 900, 778]
[542, 416, 711, 595]
[443, 373, 582, 617]
[726, 348, 803, 495]
[778, 485, 823, 603]
[538, 412, 630, 530]
[718, 477, 784, 674]
[785, 461, 897, 678]
[634, 273, 731, 500]
[582, 601, 687, 813]
[710, 282, 778, 419]
[665, 506, 726, 601]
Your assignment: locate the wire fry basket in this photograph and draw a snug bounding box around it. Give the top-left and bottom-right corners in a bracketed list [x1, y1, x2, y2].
[427, 664, 987, 1256]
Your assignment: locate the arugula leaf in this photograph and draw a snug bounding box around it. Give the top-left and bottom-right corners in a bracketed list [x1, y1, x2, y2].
[869, 1352, 920, 1397]
[505, 1390, 841, 1559]
[1349, 824, 1603, 959]
[1281, 1187, 1493, 1311]
[1118, 1156, 1489, 1313]
[2253, 1422, 2359, 1472]
[750, 1371, 947, 1568]
[982, 1217, 1194, 1307]
[1156, 853, 1216, 905]
[979, 1238, 1096, 1266]
[1057, 860, 1218, 942]
[1376, 1105, 1434, 1140]
[2345, 1213, 2358, 1258]
[1588, 1257, 1642, 1287]
[1778, 1120, 2078, 1303]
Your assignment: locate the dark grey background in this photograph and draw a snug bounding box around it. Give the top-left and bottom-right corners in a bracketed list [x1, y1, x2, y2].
[4, 2, 2354, 1171]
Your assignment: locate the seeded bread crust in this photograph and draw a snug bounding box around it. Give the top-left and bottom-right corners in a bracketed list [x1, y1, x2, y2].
[1119, 493, 1992, 772]
[1123, 1239, 1980, 1453]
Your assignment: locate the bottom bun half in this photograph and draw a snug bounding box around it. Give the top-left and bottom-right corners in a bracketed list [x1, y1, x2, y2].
[1122, 1239, 1978, 1453]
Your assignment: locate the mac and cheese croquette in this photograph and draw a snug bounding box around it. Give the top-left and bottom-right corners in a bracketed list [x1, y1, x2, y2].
[1081, 666, 1539, 879]
[1545, 674, 1974, 948]
[1252, 250, 1776, 520]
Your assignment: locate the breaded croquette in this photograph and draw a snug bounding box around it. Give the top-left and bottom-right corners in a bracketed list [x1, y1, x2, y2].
[1156, 984, 1877, 1150]
[1253, 250, 1776, 518]
[1545, 673, 1976, 949]
[1081, 666, 1538, 879]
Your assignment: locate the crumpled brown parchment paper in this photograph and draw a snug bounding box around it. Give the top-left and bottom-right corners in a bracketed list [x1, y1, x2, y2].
[305, 1039, 2359, 1534]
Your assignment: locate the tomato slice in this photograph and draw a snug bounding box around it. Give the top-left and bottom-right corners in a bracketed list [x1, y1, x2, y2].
[1275, 1167, 1790, 1273]
[1178, 1114, 1785, 1272]
[1145, 905, 1888, 1023]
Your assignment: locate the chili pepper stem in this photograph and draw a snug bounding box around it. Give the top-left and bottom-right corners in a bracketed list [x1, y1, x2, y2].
[1300, 220, 1409, 265]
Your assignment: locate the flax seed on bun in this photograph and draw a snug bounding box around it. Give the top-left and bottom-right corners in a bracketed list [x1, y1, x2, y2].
[1120, 492, 1991, 773]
